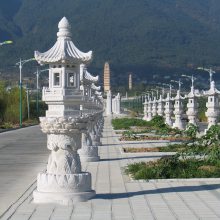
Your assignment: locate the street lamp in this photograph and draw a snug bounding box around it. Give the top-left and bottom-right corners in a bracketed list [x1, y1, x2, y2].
[34, 68, 49, 117]
[0, 40, 13, 46]
[16, 58, 35, 127]
[182, 74, 196, 89]
[197, 67, 215, 87]
[171, 79, 182, 93]
[162, 83, 173, 97]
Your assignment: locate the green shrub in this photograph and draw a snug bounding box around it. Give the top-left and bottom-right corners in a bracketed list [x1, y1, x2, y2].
[184, 123, 198, 139]
[150, 115, 166, 128]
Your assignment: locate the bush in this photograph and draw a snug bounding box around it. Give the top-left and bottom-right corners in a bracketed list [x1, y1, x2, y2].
[184, 123, 198, 139]
[150, 115, 166, 128]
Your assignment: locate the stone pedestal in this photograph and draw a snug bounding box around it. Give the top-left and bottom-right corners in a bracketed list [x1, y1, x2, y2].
[33, 116, 95, 205]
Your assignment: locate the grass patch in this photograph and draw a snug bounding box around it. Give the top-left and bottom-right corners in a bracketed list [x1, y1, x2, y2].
[112, 118, 148, 130]
[125, 158, 220, 179]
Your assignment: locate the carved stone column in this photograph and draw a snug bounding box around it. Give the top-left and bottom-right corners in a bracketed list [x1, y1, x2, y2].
[33, 116, 95, 205]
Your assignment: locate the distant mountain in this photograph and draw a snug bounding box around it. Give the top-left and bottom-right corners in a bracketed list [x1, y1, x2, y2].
[1, 0, 220, 86]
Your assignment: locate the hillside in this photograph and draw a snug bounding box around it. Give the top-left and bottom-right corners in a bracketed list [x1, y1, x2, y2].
[1, 0, 220, 85]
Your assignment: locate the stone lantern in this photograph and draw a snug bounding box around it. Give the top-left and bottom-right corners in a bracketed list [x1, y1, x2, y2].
[147, 96, 153, 121]
[204, 81, 220, 129]
[113, 93, 121, 114]
[33, 17, 95, 204]
[164, 92, 173, 126]
[152, 96, 157, 117]
[78, 67, 101, 162]
[157, 94, 164, 116]
[106, 90, 112, 115]
[186, 77, 199, 126]
[173, 90, 185, 130]
[143, 95, 148, 121]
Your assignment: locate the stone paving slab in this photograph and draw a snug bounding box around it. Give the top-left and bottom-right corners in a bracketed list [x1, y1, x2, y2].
[1, 117, 220, 220]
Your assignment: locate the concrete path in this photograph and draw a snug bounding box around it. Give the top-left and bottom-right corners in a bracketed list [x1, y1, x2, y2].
[0, 126, 48, 217]
[1, 118, 220, 220]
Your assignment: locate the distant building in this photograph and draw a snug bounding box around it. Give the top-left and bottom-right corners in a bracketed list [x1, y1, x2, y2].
[103, 62, 111, 92]
[128, 73, 132, 90]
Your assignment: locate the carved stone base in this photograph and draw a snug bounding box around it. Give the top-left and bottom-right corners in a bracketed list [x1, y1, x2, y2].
[33, 171, 95, 205]
[78, 146, 100, 162]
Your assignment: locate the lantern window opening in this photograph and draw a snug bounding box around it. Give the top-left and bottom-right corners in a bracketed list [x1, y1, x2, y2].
[53, 72, 61, 87]
[67, 72, 76, 87]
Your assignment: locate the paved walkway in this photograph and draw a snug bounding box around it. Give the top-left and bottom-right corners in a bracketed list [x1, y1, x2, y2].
[0, 126, 48, 217]
[1, 118, 220, 220]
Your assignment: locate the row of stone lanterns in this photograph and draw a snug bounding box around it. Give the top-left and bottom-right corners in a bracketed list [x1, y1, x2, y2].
[143, 78, 220, 130]
[33, 17, 104, 205]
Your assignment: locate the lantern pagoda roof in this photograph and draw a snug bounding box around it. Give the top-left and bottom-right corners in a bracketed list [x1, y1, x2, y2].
[91, 83, 101, 91]
[85, 70, 99, 83]
[203, 81, 220, 96]
[35, 17, 92, 65]
[174, 90, 184, 100]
